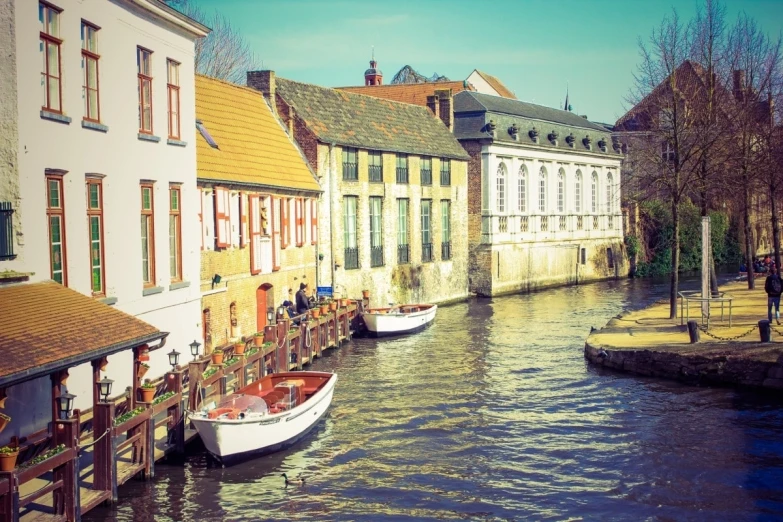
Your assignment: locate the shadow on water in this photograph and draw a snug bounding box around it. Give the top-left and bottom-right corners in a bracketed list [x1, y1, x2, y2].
[86, 274, 783, 522]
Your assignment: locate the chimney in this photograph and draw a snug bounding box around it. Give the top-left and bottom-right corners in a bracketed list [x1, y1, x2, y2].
[247, 70, 276, 114]
[733, 69, 745, 102]
[426, 95, 440, 119]
[434, 89, 453, 131]
[288, 105, 295, 136]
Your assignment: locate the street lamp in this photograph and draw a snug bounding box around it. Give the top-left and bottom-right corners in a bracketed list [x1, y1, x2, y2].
[189, 340, 201, 361]
[168, 349, 180, 371]
[98, 378, 113, 402]
[57, 392, 76, 420]
[277, 305, 286, 319]
[267, 306, 275, 324]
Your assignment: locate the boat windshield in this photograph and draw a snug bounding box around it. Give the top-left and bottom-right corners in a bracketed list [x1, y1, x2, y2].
[216, 393, 269, 414]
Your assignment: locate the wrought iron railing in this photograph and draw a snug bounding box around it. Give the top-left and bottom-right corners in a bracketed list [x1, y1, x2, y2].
[559, 215, 566, 231]
[422, 242, 433, 262]
[577, 216, 583, 230]
[0, 202, 14, 260]
[421, 170, 432, 185]
[344, 247, 359, 269]
[440, 169, 451, 186]
[592, 216, 599, 230]
[540, 215, 549, 231]
[498, 216, 508, 233]
[370, 245, 384, 267]
[442, 241, 451, 260]
[396, 167, 408, 184]
[520, 216, 529, 232]
[398, 244, 409, 264]
[369, 165, 383, 182]
[343, 162, 357, 181]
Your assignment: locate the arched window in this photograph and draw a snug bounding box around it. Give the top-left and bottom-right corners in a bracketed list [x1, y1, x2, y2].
[539, 166, 547, 213]
[591, 172, 598, 213]
[496, 163, 507, 213]
[557, 168, 565, 213]
[575, 170, 582, 213]
[518, 166, 527, 213]
[606, 173, 614, 212]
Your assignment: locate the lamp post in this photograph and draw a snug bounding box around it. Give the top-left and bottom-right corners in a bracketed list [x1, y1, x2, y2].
[168, 349, 180, 371]
[267, 306, 275, 325]
[98, 378, 113, 402]
[57, 392, 76, 420]
[277, 305, 286, 320]
[189, 340, 201, 361]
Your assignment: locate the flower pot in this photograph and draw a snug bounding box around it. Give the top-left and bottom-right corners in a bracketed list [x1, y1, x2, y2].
[253, 335, 265, 347]
[140, 387, 155, 403]
[312, 309, 320, 319]
[329, 302, 338, 312]
[342, 298, 351, 307]
[362, 290, 370, 299]
[137, 365, 149, 380]
[234, 343, 245, 356]
[0, 450, 18, 472]
[211, 352, 224, 365]
[320, 305, 329, 315]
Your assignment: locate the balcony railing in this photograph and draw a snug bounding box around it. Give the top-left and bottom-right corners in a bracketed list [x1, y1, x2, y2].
[343, 163, 357, 181]
[396, 167, 408, 184]
[520, 216, 529, 232]
[422, 242, 433, 262]
[592, 216, 599, 230]
[370, 245, 384, 267]
[559, 215, 567, 231]
[0, 202, 15, 260]
[440, 170, 451, 186]
[577, 216, 583, 230]
[442, 241, 451, 260]
[369, 165, 382, 182]
[344, 247, 359, 269]
[398, 244, 409, 264]
[540, 215, 549, 231]
[498, 216, 508, 233]
[608, 215, 614, 229]
[421, 170, 432, 185]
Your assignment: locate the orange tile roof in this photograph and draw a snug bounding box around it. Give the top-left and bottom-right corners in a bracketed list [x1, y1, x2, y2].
[335, 81, 475, 107]
[0, 282, 164, 387]
[473, 70, 517, 99]
[195, 75, 320, 192]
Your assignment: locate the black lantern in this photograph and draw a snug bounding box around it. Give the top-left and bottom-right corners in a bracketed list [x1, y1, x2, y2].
[57, 392, 76, 420]
[189, 340, 201, 361]
[277, 305, 286, 318]
[98, 378, 113, 402]
[267, 307, 275, 324]
[168, 349, 180, 370]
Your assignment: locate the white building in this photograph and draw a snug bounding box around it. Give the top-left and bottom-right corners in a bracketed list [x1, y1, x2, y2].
[2, 0, 208, 411]
[453, 91, 626, 296]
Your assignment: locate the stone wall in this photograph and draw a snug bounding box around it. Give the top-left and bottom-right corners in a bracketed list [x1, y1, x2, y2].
[0, 0, 20, 262]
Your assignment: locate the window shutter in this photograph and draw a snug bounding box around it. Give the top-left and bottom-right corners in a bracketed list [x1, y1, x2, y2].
[310, 199, 318, 245]
[249, 195, 261, 274]
[198, 189, 204, 250]
[296, 198, 304, 247]
[240, 192, 249, 248]
[214, 187, 228, 248]
[280, 198, 288, 249]
[224, 189, 232, 247]
[271, 196, 281, 271]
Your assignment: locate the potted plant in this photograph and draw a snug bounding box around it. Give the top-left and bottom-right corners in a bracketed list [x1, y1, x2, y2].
[329, 300, 338, 312]
[137, 362, 150, 380]
[253, 332, 265, 347]
[320, 303, 329, 315]
[362, 289, 370, 299]
[311, 308, 321, 319]
[234, 341, 246, 356]
[211, 349, 224, 365]
[0, 412, 10, 434]
[340, 298, 350, 307]
[0, 445, 19, 472]
[140, 382, 156, 403]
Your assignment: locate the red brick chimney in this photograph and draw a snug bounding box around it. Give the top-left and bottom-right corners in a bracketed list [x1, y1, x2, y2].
[364, 59, 383, 86]
[247, 70, 276, 114]
[426, 94, 440, 119]
[434, 89, 453, 131]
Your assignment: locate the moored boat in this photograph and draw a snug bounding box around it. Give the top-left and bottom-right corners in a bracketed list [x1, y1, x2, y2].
[361, 304, 437, 337]
[188, 371, 336, 465]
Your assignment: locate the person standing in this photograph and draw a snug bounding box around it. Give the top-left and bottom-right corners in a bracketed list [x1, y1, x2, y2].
[295, 282, 310, 315]
[765, 266, 782, 324]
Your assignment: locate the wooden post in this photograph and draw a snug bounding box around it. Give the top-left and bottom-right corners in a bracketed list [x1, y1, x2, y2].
[93, 402, 116, 501]
[0, 472, 19, 522]
[167, 370, 185, 455]
[53, 418, 79, 521]
[146, 412, 155, 480]
[686, 320, 700, 343]
[91, 360, 101, 413]
[759, 320, 771, 342]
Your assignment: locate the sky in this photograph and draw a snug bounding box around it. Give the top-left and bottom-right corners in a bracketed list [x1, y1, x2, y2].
[190, 0, 783, 124]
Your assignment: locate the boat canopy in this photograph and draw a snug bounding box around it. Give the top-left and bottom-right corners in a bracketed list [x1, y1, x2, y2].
[216, 393, 269, 414]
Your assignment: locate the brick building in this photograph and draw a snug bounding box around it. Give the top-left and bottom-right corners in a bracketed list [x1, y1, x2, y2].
[195, 75, 321, 352]
[247, 71, 471, 306]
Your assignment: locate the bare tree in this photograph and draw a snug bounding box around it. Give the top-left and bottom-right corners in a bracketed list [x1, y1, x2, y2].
[165, 0, 259, 84]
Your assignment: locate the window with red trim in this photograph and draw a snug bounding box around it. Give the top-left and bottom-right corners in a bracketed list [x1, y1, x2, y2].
[81, 21, 100, 122]
[137, 47, 153, 133]
[167, 59, 180, 139]
[141, 183, 156, 286]
[86, 178, 106, 295]
[40, 2, 63, 113]
[169, 186, 182, 281]
[46, 174, 67, 284]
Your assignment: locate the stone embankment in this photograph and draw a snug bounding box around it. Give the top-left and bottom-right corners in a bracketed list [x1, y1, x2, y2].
[585, 280, 783, 391]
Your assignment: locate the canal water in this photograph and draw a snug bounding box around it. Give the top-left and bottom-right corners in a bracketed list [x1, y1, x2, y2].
[87, 276, 783, 521]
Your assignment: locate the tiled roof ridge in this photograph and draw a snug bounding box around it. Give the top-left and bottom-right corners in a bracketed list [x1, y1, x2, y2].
[197, 73, 267, 98]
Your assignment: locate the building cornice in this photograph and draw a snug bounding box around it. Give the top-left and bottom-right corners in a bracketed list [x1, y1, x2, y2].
[128, 0, 210, 37]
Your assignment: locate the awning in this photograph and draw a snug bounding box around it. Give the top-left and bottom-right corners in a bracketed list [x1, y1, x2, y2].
[0, 282, 167, 388]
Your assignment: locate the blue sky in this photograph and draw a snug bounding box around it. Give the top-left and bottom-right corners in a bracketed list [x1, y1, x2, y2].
[191, 0, 783, 124]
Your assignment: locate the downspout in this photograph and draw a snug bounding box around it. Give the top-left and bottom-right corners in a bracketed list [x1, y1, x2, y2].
[329, 143, 337, 291]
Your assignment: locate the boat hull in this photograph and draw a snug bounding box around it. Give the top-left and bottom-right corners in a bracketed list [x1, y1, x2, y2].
[189, 372, 336, 465]
[362, 304, 437, 338]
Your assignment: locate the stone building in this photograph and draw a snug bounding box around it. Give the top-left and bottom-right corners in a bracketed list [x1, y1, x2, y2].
[247, 71, 471, 306]
[452, 91, 625, 296]
[195, 75, 321, 351]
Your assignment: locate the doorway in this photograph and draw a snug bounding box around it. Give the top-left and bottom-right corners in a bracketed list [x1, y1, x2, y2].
[256, 284, 273, 332]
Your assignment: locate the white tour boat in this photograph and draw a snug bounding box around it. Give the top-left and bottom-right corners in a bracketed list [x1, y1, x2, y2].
[361, 303, 437, 337]
[189, 371, 337, 465]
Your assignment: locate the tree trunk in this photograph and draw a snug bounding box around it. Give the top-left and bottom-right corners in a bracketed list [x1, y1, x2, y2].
[743, 180, 755, 289]
[771, 183, 781, 270]
[670, 196, 680, 319]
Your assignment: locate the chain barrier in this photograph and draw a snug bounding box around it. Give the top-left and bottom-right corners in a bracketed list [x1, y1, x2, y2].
[771, 325, 783, 337]
[697, 324, 758, 342]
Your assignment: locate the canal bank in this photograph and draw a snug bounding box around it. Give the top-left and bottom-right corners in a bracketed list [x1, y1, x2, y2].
[585, 280, 783, 390]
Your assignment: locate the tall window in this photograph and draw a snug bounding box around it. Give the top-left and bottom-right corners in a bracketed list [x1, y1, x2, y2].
[441, 200, 451, 261]
[397, 198, 409, 264]
[591, 172, 598, 213]
[421, 157, 432, 185]
[342, 147, 357, 180]
[169, 186, 182, 281]
[141, 184, 156, 286]
[518, 166, 527, 213]
[440, 159, 451, 186]
[606, 173, 614, 212]
[421, 200, 432, 262]
[167, 59, 180, 140]
[368, 151, 383, 182]
[343, 197, 358, 269]
[396, 154, 408, 184]
[496, 163, 506, 213]
[662, 141, 675, 163]
[81, 21, 100, 122]
[557, 168, 565, 213]
[575, 170, 582, 213]
[370, 197, 383, 267]
[86, 179, 105, 295]
[46, 174, 66, 285]
[538, 166, 547, 213]
[40, 2, 63, 113]
[137, 47, 153, 133]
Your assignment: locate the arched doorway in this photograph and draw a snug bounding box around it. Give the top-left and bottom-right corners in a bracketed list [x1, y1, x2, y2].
[256, 284, 273, 332]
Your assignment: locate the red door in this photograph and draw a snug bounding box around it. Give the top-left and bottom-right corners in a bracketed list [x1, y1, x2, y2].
[256, 285, 269, 332]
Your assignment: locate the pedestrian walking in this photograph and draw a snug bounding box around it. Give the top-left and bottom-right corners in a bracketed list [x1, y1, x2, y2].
[764, 266, 782, 324]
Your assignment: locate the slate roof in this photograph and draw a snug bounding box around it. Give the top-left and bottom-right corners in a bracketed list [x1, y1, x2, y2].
[472, 70, 517, 99]
[454, 91, 610, 132]
[0, 282, 164, 387]
[275, 78, 470, 160]
[195, 75, 320, 192]
[335, 81, 475, 107]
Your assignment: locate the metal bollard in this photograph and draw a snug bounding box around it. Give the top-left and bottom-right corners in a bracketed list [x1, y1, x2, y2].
[687, 320, 700, 344]
[759, 320, 771, 343]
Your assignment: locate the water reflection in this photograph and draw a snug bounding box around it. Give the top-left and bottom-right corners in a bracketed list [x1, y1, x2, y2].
[87, 277, 783, 521]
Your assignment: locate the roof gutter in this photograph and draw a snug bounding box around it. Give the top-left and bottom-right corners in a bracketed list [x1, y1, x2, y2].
[130, 0, 211, 37]
[196, 178, 323, 195]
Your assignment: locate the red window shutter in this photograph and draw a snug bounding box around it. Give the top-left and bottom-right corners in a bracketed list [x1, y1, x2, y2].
[310, 199, 318, 245]
[240, 192, 249, 248]
[280, 198, 288, 249]
[271, 196, 280, 271]
[214, 187, 228, 248]
[249, 196, 261, 274]
[224, 189, 233, 246]
[295, 198, 304, 247]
